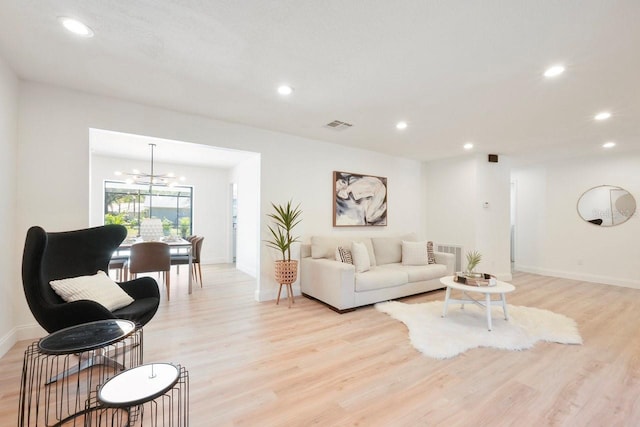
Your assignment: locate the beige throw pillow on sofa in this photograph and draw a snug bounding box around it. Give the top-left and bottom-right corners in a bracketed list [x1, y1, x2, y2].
[351, 241, 371, 273]
[402, 241, 429, 266]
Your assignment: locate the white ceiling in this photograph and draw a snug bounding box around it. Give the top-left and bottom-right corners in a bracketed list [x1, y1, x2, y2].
[1, 1, 639, 165]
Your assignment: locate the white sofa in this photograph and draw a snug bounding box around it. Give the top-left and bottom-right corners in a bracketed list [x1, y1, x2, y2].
[300, 234, 455, 312]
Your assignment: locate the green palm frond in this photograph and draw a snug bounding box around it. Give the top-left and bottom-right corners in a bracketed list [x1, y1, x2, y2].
[264, 200, 302, 261]
[265, 224, 290, 260]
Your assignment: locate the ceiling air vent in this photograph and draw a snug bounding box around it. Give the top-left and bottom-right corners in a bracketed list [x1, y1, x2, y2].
[324, 120, 353, 130]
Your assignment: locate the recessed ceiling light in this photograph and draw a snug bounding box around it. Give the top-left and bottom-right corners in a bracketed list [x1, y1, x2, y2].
[59, 17, 94, 37]
[594, 111, 612, 121]
[396, 121, 408, 130]
[463, 142, 474, 150]
[602, 141, 616, 149]
[544, 64, 565, 78]
[277, 85, 293, 96]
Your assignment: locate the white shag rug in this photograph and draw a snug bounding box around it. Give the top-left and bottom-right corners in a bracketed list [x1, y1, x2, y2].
[375, 300, 582, 359]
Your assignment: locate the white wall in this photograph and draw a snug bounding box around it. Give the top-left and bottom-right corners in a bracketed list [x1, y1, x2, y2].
[14, 82, 428, 334]
[0, 55, 19, 356]
[423, 154, 512, 279]
[475, 156, 512, 278]
[230, 155, 261, 278]
[260, 147, 426, 300]
[90, 154, 232, 264]
[423, 156, 477, 252]
[513, 152, 640, 288]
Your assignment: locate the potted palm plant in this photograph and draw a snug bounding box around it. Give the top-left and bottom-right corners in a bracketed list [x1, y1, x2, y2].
[265, 200, 302, 285]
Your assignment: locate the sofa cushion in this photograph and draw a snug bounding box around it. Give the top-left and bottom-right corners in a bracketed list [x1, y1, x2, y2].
[402, 240, 429, 266]
[355, 268, 408, 292]
[311, 236, 336, 259]
[371, 233, 417, 265]
[311, 236, 377, 266]
[301, 243, 312, 258]
[351, 241, 371, 273]
[379, 263, 447, 283]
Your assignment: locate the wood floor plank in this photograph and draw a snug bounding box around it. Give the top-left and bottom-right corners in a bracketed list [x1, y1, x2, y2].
[2, 268, 640, 426]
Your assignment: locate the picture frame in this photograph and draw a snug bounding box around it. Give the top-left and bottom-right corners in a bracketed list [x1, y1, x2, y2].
[333, 171, 387, 226]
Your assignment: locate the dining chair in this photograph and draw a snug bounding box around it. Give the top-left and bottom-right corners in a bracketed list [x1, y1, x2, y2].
[178, 235, 197, 270]
[108, 255, 128, 281]
[171, 236, 204, 287]
[192, 236, 204, 286]
[127, 242, 172, 300]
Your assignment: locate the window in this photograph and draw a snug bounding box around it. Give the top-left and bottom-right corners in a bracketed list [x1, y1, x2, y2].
[104, 181, 193, 238]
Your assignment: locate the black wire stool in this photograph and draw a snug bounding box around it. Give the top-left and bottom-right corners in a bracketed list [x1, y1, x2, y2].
[18, 320, 143, 427]
[86, 363, 189, 427]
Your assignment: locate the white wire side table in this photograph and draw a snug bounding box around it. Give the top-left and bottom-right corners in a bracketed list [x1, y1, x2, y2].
[86, 363, 189, 427]
[18, 319, 143, 427]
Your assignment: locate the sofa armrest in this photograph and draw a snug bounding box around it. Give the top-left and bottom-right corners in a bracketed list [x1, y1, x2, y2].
[434, 251, 455, 275]
[300, 258, 356, 310]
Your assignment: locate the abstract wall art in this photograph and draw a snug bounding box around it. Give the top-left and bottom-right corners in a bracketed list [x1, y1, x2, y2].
[333, 171, 387, 226]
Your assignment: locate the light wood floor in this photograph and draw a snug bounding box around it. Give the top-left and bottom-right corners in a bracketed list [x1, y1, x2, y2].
[2, 266, 640, 426]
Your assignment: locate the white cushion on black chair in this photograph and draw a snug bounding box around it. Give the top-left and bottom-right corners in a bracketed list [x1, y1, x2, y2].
[50, 270, 134, 311]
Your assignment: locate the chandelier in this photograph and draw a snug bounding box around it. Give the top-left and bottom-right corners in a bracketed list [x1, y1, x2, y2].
[115, 143, 185, 190]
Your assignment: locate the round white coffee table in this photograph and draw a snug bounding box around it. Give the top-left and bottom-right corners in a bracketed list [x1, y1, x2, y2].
[440, 275, 515, 331]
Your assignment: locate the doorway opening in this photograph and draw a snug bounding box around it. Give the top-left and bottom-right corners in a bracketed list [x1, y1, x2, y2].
[89, 128, 261, 293]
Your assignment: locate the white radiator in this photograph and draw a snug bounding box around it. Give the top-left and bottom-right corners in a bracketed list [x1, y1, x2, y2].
[436, 244, 463, 272]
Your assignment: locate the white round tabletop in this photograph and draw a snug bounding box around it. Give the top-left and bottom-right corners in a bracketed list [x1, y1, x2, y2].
[440, 275, 515, 294]
[99, 363, 180, 407]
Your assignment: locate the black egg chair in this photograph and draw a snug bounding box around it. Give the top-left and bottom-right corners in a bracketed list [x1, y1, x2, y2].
[22, 224, 161, 334]
[22, 224, 161, 381]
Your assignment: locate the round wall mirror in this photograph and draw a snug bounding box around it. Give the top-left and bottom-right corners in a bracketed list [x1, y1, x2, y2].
[577, 185, 636, 226]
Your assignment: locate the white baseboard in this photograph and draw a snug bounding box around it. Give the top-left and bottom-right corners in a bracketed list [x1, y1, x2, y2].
[495, 272, 513, 282]
[0, 329, 16, 358]
[201, 257, 230, 265]
[256, 283, 301, 302]
[17, 323, 46, 341]
[515, 264, 640, 289]
[236, 262, 257, 278]
[0, 323, 45, 358]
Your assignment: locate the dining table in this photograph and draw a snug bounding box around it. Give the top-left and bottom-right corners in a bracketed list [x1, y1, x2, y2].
[113, 237, 194, 294]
